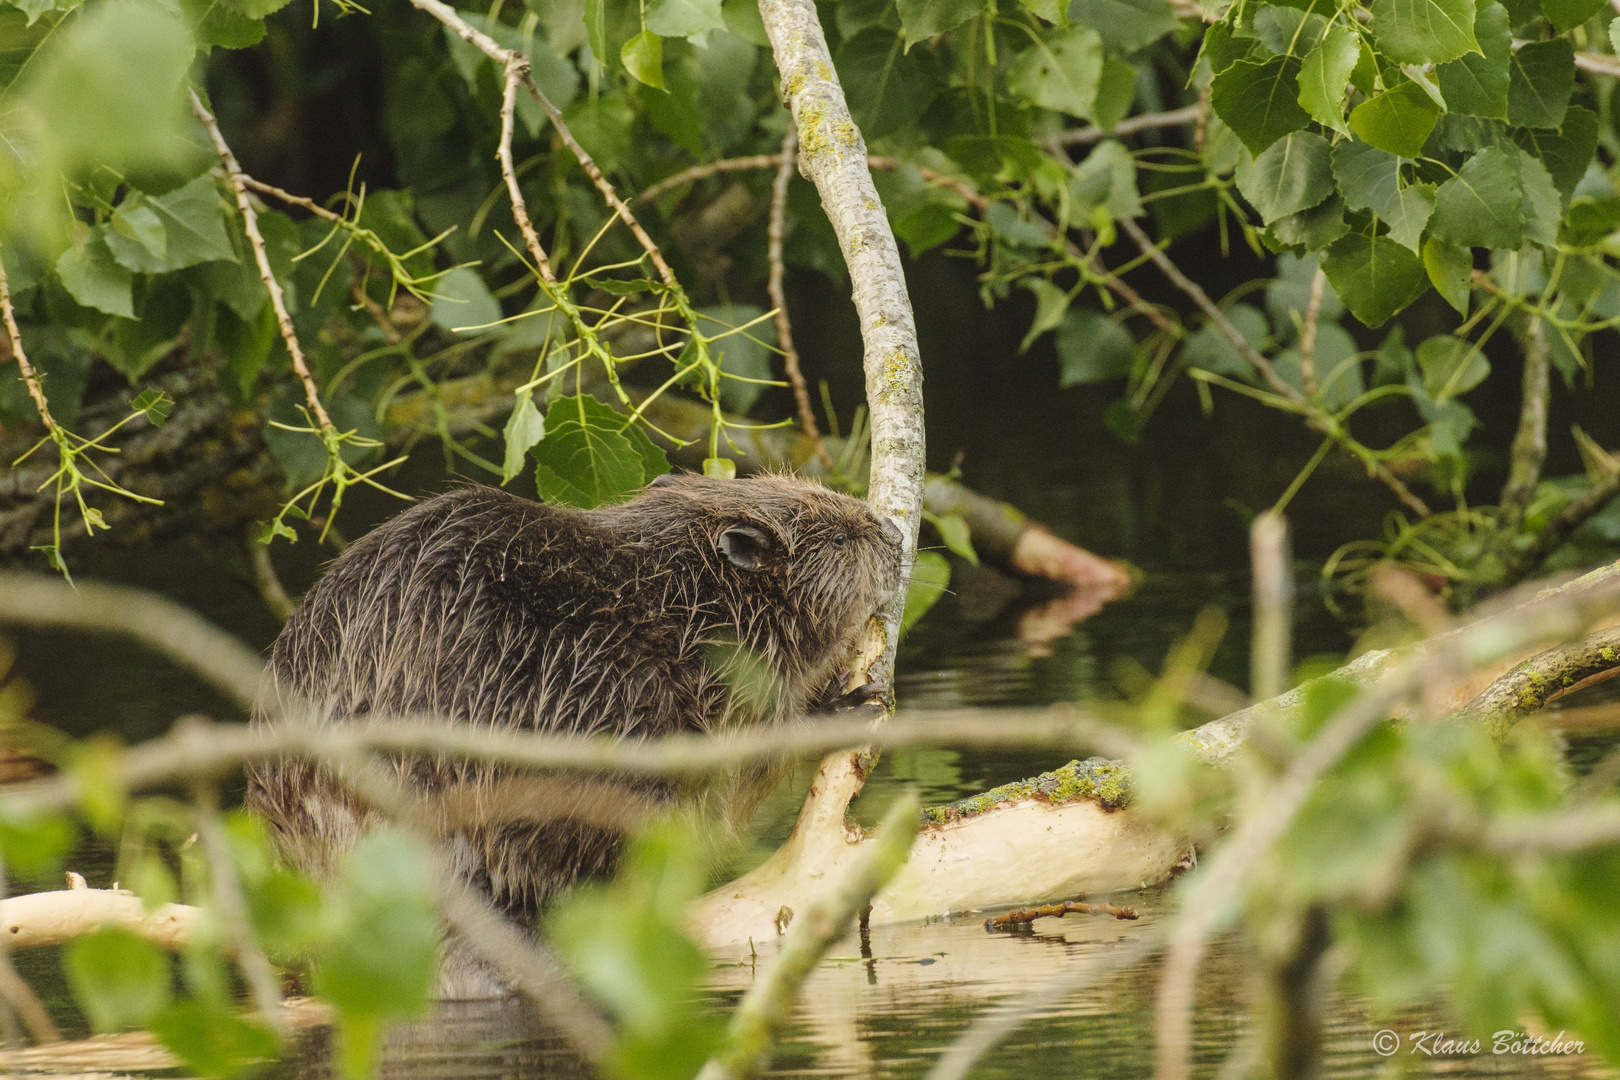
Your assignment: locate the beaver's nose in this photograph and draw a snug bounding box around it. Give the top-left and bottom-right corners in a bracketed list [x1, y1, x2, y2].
[883, 518, 903, 546]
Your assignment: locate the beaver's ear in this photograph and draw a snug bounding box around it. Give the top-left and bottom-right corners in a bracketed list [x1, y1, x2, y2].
[718, 525, 774, 571]
[646, 472, 681, 489]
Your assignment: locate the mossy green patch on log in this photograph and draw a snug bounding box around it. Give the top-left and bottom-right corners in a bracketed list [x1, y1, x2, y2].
[920, 757, 1132, 825]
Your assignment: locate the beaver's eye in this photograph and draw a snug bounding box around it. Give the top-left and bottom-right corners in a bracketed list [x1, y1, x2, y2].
[833, 531, 847, 548]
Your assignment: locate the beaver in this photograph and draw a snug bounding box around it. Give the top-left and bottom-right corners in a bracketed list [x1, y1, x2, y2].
[245, 472, 903, 994]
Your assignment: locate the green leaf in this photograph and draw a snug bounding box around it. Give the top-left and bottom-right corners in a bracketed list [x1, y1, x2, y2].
[1235, 131, 1334, 224]
[1065, 0, 1179, 52]
[1516, 147, 1561, 245]
[933, 513, 980, 564]
[1091, 55, 1138, 130]
[645, 0, 722, 36]
[1019, 278, 1071, 353]
[1512, 106, 1596, 195]
[1210, 56, 1310, 155]
[701, 303, 777, 415]
[1541, 0, 1604, 31]
[620, 29, 664, 89]
[1068, 139, 1142, 222]
[131, 388, 173, 426]
[179, 0, 266, 50]
[1369, 0, 1479, 65]
[897, 0, 980, 47]
[901, 550, 950, 636]
[1297, 25, 1361, 134]
[1434, 2, 1509, 119]
[65, 928, 172, 1032]
[1423, 236, 1473, 313]
[1254, 7, 1327, 57]
[1183, 302, 1269, 376]
[152, 1001, 278, 1079]
[502, 392, 547, 484]
[145, 176, 236, 270]
[0, 809, 77, 880]
[1005, 27, 1105, 120]
[219, 0, 291, 18]
[1430, 145, 1524, 250]
[1417, 334, 1490, 399]
[1057, 308, 1136, 382]
[837, 29, 942, 141]
[1269, 194, 1351, 249]
[1507, 39, 1573, 129]
[1021, 0, 1070, 25]
[1348, 81, 1442, 157]
[430, 267, 502, 335]
[532, 395, 670, 508]
[1320, 233, 1428, 326]
[1386, 183, 1437, 251]
[104, 198, 167, 273]
[584, 0, 608, 63]
[56, 236, 134, 318]
[1332, 139, 1401, 213]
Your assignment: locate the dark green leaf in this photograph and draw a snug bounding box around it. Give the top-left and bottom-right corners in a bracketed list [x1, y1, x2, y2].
[620, 29, 663, 89]
[1348, 81, 1442, 158]
[1091, 55, 1138, 131]
[1417, 334, 1490, 399]
[152, 1001, 278, 1079]
[1068, 139, 1142, 223]
[1385, 183, 1436, 252]
[901, 551, 950, 636]
[837, 29, 942, 141]
[1005, 27, 1104, 120]
[1434, 2, 1509, 119]
[897, 0, 980, 47]
[1277, 323, 1363, 408]
[1438, 113, 1511, 151]
[1020, 0, 1069, 25]
[1254, 7, 1327, 56]
[1056, 308, 1136, 383]
[645, 0, 722, 36]
[104, 197, 167, 273]
[1332, 139, 1401, 213]
[1236, 131, 1334, 224]
[1065, 0, 1179, 52]
[1320, 233, 1428, 326]
[1425, 238, 1477, 314]
[1210, 56, 1310, 155]
[1369, 0, 1479, 64]
[1297, 24, 1361, 134]
[55, 236, 134, 318]
[0, 809, 77, 880]
[1541, 0, 1604, 31]
[1512, 106, 1596, 195]
[1268, 193, 1351, 249]
[1430, 145, 1524, 250]
[1183, 302, 1269, 376]
[65, 928, 172, 1032]
[1517, 147, 1561, 245]
[1201, 22, 1258, 74]
[532, 395, 670, 508]
[1268, 253, 1343, 334]
[145, 176, 235, 270]
[1507, 38, 1574, 129]
[985, 202, 1052, 247]
[1020, 279, 1071, 353]
[219, 0, 291, 18]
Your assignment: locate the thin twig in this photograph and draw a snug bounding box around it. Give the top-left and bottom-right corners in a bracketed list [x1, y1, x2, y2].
[190, 90, 333, 434]
[1152, 575, 1620, 1080]
[695, 793, 921, 1080]
[633, 155, 787, 205]
[238, 176, 346, 226]
[1041, 104, 1204, 149]
[1249, 511, 1292, 702]
[768, 124, 833, 470]
[983, 899, 1138, 929]
[190, 777, 287, 1040]
[1496, 316, 1550, 541]
[0, 256, 57, 432]
[1298, 268, 1325, 397]
[247, 526, 296, 621]
[499, 64, 558, 286]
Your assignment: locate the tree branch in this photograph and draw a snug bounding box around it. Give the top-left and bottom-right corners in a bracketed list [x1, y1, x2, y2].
[768, 123, 833, 470]
[190, 90, 333, 435]
[1497, 316, 1550, 541]
[0, 254, 58, 433]
[1040, 104, 1204, 149]
[1455, 624, 1620, 733]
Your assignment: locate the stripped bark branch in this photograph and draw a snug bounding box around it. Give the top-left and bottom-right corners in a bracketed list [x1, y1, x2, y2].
[0, 255, 57, 432]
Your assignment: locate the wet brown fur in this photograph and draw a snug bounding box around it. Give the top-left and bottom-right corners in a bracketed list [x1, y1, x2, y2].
[245, 473, 901, 930]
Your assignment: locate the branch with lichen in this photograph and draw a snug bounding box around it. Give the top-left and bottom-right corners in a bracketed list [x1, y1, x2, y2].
[1496, 316, 1550, 544]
